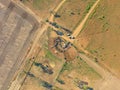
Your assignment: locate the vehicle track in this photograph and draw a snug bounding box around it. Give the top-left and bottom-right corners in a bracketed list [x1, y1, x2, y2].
[60, 0, 101, 44]
[49, 0, 66, 22]
[72, 0, 100, 37]
[57, 0, 120, 89]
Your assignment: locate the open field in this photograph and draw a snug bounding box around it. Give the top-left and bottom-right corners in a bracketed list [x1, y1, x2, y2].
[54, 0, 96, 31]
[54, 56, 101, 90]
[12, 1, 103, 90]
[6, 0, 120, 90]
[8, 1, 68, 90]
[17, 46, 101, 90]
[0, 1, 39, 90]
[75, 0, 120, 77]
[12, 28, 65, 90]
[21, 0, 61, 19]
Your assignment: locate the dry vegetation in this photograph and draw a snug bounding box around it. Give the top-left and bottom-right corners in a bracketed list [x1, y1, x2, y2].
[55, 56, 101, 90]
[19, 24, 102, 90]
[10, 0, 106, 90]
[16, 27, 65, 90]
[75, 0, 120, 77]
[22, 0, 61, 19]
[54, 0, 96, 31]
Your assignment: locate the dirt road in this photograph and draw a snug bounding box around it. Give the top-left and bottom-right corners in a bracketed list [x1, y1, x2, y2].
[49, 0, 66, 22]
[60, 0, 120, 86]
[24, 0, 66, 59]
[79, 53, 120, 90]
[72, 0, 100, 37]
[72, 0, 120, 89]
[8, 1, 66, 90]
[58, 0, 101, 44]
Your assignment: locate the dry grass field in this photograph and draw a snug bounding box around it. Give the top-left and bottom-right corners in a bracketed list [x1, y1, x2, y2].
[14, 27, 65, 90]
[15, 23, 101, 90]
[8, 0, 120, 90]
[20, 54, 101, 90]
[54, 56, 101, 90]
[54, 0, 96, 31]
[22, 0, 61, 19]
[75, 0, 120, 77]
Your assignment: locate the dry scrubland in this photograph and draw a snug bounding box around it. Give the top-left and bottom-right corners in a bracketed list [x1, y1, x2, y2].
[55, 0, 96, 31]
[11, 0, 104, 90]
[17, 31, 48, 90]
[54, 57, 101, 90]
[46, 28, 101, 89]
[17, 29, 65, 90]
[75, 0, 120, 77]
[22, 0, 61, 19]
[19, 29, 101, 90]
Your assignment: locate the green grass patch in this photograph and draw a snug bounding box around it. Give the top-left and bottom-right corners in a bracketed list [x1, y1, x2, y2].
[60, 62, 73, 73]
[77, 57, 101, 79]
[45, 50, 61, 62]
[84, 0, 96, 14]
[73, 0, 97, 30]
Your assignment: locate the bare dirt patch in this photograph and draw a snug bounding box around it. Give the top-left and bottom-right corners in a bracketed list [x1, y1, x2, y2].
[64, 46, 78, 61]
